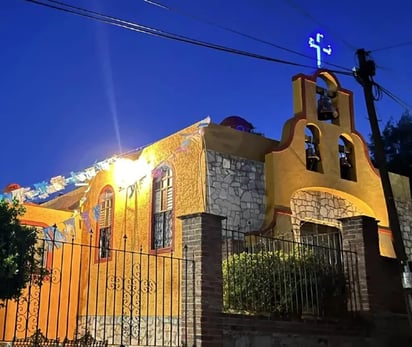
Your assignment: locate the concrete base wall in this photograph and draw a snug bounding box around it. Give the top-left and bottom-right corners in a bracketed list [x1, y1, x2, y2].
[222, 313, 412, 347]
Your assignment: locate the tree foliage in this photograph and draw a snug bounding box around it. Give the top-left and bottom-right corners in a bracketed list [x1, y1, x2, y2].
[369, 110, 412, 178]
[0, 199, 44, 301]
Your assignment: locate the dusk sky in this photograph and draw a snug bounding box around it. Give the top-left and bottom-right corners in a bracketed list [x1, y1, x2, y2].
[1, 0, 411, 194]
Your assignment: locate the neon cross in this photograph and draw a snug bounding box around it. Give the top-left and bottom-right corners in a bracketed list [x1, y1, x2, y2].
[308, 33, 332, 68]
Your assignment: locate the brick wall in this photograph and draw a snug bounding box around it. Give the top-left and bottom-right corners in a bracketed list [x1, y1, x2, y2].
[179, 213, 411, 346]
[179, 213, 225, 347]
[340, 215, 405, 313]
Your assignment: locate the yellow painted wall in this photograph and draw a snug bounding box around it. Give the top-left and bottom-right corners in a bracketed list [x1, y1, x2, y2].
[265, 70, 395, 256]
[0, 204, 80, 341]
[80, 121, 207, 254]
[204, 123, 278, 162]
[22, 203, 73, 225]
[77, 121, 208, 319]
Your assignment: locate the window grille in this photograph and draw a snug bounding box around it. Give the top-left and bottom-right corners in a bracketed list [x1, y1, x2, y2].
[98, 188, 114, 259]
[152, 166, 173, 250]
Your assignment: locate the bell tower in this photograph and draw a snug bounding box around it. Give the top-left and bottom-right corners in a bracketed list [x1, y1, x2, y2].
[292, 69, 355, 132]
[290, 69, 357, 180]
[264, 69, 396, 258]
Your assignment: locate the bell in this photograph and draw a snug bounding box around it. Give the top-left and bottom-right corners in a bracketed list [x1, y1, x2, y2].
[306, 146, 320, 161]
[340, 156, 351, 167]
[306, 145, 320, 171]
[318, 95, 338, 120]
[305, 135, 313, 143]
[340, 155, 352, 179]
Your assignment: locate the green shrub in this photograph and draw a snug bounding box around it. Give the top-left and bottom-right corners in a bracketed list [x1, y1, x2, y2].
[222, 248, 346, 318]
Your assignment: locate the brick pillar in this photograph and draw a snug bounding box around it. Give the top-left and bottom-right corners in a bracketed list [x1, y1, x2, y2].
[340, 215, 405, 313]
[178, 213, 225, 347]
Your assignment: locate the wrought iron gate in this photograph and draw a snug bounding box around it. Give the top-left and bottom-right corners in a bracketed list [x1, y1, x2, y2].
[0, 238, 194, 347]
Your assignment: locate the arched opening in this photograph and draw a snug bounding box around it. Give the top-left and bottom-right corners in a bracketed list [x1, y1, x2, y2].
[290, 189, 370, 259]
[289, 189, 368, 269]
[316, 75, 339, 125]
[339, 135, 356, 181]
[305, 125, 322, 173]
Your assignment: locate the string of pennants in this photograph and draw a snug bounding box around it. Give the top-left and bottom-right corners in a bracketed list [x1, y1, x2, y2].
[0, 157, 119, 203]
[41, 203, 101, 250]
[76, 117, 210, 205]
[23, 117, 211, 253]
[0, 116, 210, 204]
[153, 116, 210, 175]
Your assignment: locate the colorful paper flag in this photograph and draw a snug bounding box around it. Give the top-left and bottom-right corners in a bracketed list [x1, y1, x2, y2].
[81, 211, 93, 233]
[50, 175, 67, 191]
[53, 226, 67, 248]
[92, 205, 100, 221]
[64, 218, 76, 238]
[34, 181, 49, 194]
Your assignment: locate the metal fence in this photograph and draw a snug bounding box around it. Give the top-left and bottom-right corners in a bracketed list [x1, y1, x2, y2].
[222, 229, 360, 319]
[0, 237, 194, 347]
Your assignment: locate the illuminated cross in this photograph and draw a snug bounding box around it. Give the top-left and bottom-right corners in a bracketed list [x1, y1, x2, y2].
[308, 33, 332, 68]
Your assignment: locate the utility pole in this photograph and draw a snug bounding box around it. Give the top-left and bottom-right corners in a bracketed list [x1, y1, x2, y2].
[354, 48, 412, 325]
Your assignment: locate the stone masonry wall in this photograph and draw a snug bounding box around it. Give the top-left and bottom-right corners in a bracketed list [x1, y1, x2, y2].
[77, 315, 180, 346]
[395, 199, 412, 260]
[290, 190, 364, 237]
[291, 190, 412, 260]
[206, 150, 265, 232]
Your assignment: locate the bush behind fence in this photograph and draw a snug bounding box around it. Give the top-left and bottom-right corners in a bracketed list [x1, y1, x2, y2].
[222, 230, 359, 319]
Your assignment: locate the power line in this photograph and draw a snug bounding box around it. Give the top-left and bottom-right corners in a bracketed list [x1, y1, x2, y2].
[143, 0, 352, 72]
[283, 0, 357, 52]
[375, 83, 412, 111]
[372, 41, 412, 53]
[24, 0, 352, 76]
[353, 49, 411, 113]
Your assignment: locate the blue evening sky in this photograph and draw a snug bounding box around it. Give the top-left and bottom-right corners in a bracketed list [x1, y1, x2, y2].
[1, 0, 411, 192]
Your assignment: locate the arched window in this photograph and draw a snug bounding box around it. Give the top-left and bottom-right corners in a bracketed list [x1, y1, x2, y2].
[152, 165, 173, 250]
[305, 125, 322, 173]
[97, 186, 114, 260]
[338, 136, 356, 181]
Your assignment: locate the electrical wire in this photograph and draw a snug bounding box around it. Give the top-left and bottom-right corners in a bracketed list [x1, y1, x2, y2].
[374, 82, 412, 111]
[368, 46, 412, 98]
[283, 0, 357, 52]
[24, 0, 353, 76]
[143, 0, 352, 73]
[353, 50, 411, 110]
[372, 41, 412, 53]
[372, 80, 383, 101]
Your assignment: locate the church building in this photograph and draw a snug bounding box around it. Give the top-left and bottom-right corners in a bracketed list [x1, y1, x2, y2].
[1, 69, 411, 345]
